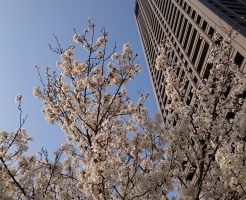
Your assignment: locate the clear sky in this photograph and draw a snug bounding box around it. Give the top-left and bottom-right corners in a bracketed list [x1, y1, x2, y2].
[0, 0, 158, 153]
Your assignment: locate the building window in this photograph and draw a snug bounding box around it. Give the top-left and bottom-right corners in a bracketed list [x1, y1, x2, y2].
[184, 80, 189, 91]
[187, 6, 191, 14]
[193, 76, 198, 84]
[208, 27, 215, 38]
[180, 19, 188, 43]
[161, 0, 166, 13]
[184, 24, 192, 49]
[202, 20, 207, 31]
[168, 3, 174, 24]
[176, 14, 184, 37]
[196, 15, 201, 25]
[234, 52, 244, 67]
[171, 7, 178, 30]
[176, 66, 181, 76]
[197, 42, 209, 73]
[164, 0, 170, 18]
[161, 108, 164, 115]
[161, 87, 165, 99]
[164, 95, 167, 106]
[135, 2, 139, 17]
[173, 11, 180, 33]
[203, 63, 213, 80]
[188, 29, 197, 56]
[192, 37, 202, 64]
[191, 10, 196, 19]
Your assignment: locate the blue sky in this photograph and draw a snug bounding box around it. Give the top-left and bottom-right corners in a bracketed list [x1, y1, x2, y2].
[0, 0, 157, 153]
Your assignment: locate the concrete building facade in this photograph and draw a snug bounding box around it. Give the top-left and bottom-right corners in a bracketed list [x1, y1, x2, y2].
[135, 0, 246, 122]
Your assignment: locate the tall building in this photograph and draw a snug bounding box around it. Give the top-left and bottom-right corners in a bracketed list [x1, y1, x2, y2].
[135, 0, 246, 122]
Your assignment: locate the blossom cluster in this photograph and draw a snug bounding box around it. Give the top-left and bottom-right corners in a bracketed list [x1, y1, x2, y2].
[29, 23, 171, 199]
[155, 29, 246, 199]
[1, 23, 245, 200]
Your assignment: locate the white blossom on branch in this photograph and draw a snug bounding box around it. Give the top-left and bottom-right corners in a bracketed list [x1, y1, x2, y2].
[156, 29, 246, 199]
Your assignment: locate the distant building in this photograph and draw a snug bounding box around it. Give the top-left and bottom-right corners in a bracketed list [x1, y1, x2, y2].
[135, 0, 246, 122]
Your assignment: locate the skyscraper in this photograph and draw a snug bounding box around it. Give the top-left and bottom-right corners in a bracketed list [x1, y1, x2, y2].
[135, 0, 246, 122]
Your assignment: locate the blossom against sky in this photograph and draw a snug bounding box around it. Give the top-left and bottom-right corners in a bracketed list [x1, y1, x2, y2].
[0, 0, 157, 153]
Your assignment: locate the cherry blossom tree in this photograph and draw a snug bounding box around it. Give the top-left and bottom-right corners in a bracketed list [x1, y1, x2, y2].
[0, 95, 65, 200]
[1, 22, 173, 199]
[34, 21, 173, 200]
[155, 29, 246, 199]
[1, 21, 245, 200]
